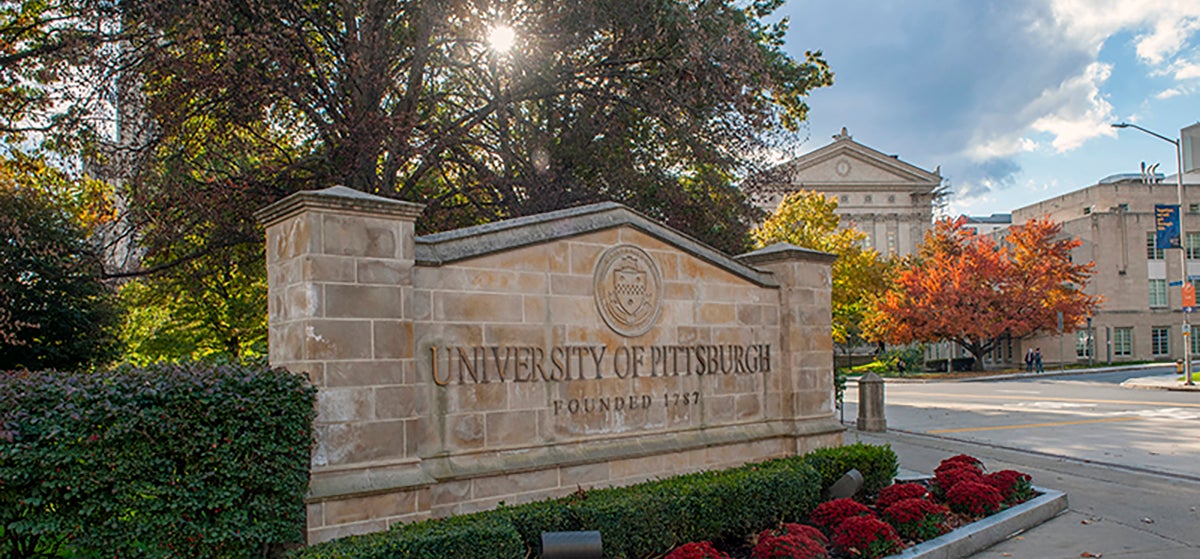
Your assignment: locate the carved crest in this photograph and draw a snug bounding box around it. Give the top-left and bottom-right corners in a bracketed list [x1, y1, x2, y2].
[594, 245, 663, 337]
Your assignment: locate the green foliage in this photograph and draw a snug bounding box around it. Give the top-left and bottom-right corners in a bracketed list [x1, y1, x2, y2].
[0, 176, 121, 371]
[294, 445, 897, 559]
[118, 244, 267, 365]
[803, 443, 898, 497]
[0, 362, 317, 558]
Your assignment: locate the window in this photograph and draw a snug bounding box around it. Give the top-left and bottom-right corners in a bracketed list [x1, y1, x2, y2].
[1147, 232, 1165, 260]
[1189, 232, 1200, 259]
[1190, 203, 1199, 214]
[1149, 279, 1168, 307]
[1075, 330, 1093, 358]
[1083, 206, 1092, 215]
[1152, 327, 1170, 355]
[1119, 203, 1130, 211]
[886, 231, 897, 255]
[1113, 327, 1133, 357]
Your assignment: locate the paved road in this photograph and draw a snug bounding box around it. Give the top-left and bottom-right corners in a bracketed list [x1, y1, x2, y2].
[843, 367, 1200, 558]
[845, 369, 1200, 481]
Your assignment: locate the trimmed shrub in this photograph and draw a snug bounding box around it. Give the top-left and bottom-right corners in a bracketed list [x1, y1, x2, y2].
[751, 533, 827, 559]
[880, 498, 949, 541]
[831, 516, 902, 559]
[803, 443, 898, 496]
[945, 481, 1004, 517]
[874, 482, 929, 510]
[808, 498, 872, 533]
[666, 541, 730, 559]
[0, 362, 317, 558]
[986, 470, 1034, 505]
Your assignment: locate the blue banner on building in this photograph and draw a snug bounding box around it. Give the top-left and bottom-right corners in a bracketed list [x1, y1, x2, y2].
[1156, 204, 1182, 250]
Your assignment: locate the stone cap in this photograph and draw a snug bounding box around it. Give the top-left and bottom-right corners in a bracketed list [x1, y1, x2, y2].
[254, 185, 425, 228]
[415, 201, 779, 287]
[736, 242, 837, 266]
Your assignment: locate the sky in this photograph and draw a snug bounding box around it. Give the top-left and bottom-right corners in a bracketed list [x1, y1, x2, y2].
[776, 0, 1200, 218]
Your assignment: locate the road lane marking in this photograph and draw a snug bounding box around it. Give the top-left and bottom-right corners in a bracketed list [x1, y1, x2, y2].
[928, 416, 1141, 434]
[888, 392, 1200, 408]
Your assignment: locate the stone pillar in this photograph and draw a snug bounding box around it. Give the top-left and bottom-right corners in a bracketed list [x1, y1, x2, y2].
[738, 243, 842, 453]
[256, 186, 428, 541]
[856, 372, 886, 432]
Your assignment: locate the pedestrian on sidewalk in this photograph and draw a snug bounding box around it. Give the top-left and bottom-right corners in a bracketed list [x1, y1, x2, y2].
[1024, 348, 1034, 372]
[1034, 348, 1044, 373]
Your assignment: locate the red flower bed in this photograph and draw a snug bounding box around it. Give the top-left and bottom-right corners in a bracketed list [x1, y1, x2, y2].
[663, 454, 1036, 559]
[874, 482, 929, 510]
[751, 533, 828, 559]
[831, 516, 903, 559]
[945, 480, 1004, 517]
[880, 498, 949, 541]
[809, 498, 872, 533]
[666, 541, 730, 559]
[986, 469, 1034, 504]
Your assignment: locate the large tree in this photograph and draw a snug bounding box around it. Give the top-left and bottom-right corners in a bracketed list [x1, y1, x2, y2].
[752, 190, 891, 365]
[866, 217, 1100, 371]
[103, 0, 834, 258]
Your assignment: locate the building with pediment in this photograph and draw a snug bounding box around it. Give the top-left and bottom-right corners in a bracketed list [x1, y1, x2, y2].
[752, 127, 944, 256]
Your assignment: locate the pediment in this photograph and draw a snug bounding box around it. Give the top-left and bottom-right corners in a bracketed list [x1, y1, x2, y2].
[770, 133, 941, 189]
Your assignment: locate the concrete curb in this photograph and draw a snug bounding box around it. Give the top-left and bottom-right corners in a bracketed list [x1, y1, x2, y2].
[887, 487, 1068, 559]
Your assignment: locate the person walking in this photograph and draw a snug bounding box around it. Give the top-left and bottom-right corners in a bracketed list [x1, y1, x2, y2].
[1033, 348, 1044, 373]
[1024, 348, 1034, 372]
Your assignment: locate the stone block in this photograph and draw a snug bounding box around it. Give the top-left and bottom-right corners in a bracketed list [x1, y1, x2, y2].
[486, 410, 541, 447]
[471, 468, 561, 501]
[322, 214, 398, 259]
[445, 413, 486, 450]
[436, 292, 524, 323]
[735, 394, 762, 419]
[445, 383, 508, 413]
[373, 320, 414, 359]
[561, 462, 611, 486]
[375, 385, 422, 419]
[568, 243, 604, 276]
[430, 479, 472, 507]
[303, 254, 357, 283]
[304, 321, 373, 360]
[325, 284, 404, 319]
[317, 388, 374, 423]
[664, 281, 696, 300]
[357, 259, 411, 285]
[550, 274, 592, 296]
[307, 502, 324, 529]
[308, 519, 389, 545]
[324, 361, 406, 388]
[320, 420, 407, 466]
[324, 491, 418, 526]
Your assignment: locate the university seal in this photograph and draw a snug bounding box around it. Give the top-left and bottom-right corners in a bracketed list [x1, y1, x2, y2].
[593, 245, 663, 337]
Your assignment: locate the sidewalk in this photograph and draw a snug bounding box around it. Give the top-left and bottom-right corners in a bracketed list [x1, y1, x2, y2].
[850, 427, 1200, 558]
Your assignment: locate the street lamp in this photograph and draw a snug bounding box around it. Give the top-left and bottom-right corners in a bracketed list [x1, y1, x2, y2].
[1112, 122, 1193, 385]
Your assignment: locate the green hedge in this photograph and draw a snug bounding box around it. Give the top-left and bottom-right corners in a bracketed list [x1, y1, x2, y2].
[293, 444, 897, 559]
[804, 442, 899, 496]
[0, 362, 317, 558]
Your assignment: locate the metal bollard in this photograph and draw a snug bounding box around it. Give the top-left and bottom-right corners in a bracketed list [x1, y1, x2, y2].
[541, 531, 602, 559]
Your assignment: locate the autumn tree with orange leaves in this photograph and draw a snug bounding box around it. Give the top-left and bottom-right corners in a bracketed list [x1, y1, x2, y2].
[865, 217, 1100, 371]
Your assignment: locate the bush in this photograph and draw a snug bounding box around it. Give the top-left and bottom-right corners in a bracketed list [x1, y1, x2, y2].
[296, 444, 897, 559]
[986, 470, 1034, 505]
[0, 362, 316, 558]
[874, 483, 929, 510]
[666, 541, 730, 559]
[880, 498, 948, 541]
[804, 443, 898, 496]
[808, 499, 872, 533]
[945, 481, 1004, 517]
[757, 523, 828, 547]
[831, 516, 902, 559]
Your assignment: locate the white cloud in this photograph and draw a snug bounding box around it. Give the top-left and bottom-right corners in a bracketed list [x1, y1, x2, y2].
[1028, 62, 1117, 152]
[1175, 60, 1200, 80]
[966, 136, 1038, 161]
[1047, 0, 1200, 65]
[1156, 87, 1184, 99]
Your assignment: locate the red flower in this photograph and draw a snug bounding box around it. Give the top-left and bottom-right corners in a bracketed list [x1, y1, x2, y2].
[832, 516, 903, 559]
[938, 454, 983, 471]
[945, 480, 1004, 517]
[881, 498, 949, 541]
[758, 523, 829, 548]
[809, 498, 872, 532]
[874, 482, 929, 510]
[665, 541, 730, 559]
[751, 533, 827, 559]
[986, 469, 1034, 504]
[933, 465, 984, 497]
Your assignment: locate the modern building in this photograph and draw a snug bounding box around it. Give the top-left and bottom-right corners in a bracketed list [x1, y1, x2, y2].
[984, 123, 1200, 369]
[752, 127, 944, 257]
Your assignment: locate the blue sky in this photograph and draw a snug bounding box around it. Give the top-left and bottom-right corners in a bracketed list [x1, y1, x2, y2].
[777, 0, 1200, 218]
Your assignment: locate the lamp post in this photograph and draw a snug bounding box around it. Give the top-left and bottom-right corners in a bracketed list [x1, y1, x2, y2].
[1112, 122, 1193, 385]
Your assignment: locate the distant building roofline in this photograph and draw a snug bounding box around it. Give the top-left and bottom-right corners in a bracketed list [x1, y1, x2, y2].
[962, 213, 1012, 224]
